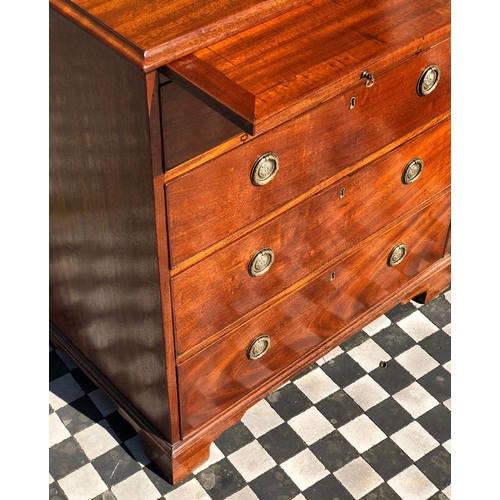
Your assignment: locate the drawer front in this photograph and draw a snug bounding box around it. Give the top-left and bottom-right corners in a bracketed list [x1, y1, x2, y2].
[166, 39, 450, 266]
[172, 120, 450, 356]
[177, 192, 451, 436]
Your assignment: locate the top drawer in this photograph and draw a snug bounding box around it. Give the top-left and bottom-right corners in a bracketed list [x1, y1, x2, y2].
[165, 39, 450, 267]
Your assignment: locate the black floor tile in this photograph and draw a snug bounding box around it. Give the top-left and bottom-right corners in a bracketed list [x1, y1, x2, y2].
[366, 398, 414, 436]
[50, 351, 71, 382]
[416, 446, 451, 491]
[417, 404, 451, 444]
[362, 438, 413, 481]
[419, 330, 451, 364]
[310, 430, 359, 472]
[316, 389, 363, 427]
[49, 481, 69, 500]
[49, 437, 90, 481]
[258, 423, 307, 464]
[321, 353, 366, 388]
[248, 466, 300, 500]
[214, 422, 255, 457]
[361, 482, 402, 500]
[71, 367, 99, 394]
[369, 359, 415, 395]
[372, 324, 416, 357]
[104, 411, 137, 442]
[339, 330, 370, 351]
[384, 302, 417, 322]
[91, 492, 118, 500]
[56, 396, 103, 434]
[303, 474, 355, 500]
[92, 445, 142, 488]
[419, 296, 451, 328]
[418, 366, 451, 403]
[196, 458, 246, 500]
[266, 383, 313, 421]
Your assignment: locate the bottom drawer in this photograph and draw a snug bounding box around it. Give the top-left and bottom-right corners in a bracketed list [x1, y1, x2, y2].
[177, 193, 451, 437]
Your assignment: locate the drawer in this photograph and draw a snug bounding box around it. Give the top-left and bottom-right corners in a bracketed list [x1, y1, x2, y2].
[177, 192, 451, 436]
[171, 120, 450, 356]
[165, 39, 450, 266]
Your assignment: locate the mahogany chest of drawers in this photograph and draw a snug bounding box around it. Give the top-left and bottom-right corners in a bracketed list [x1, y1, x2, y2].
[49, 0, 451, 484]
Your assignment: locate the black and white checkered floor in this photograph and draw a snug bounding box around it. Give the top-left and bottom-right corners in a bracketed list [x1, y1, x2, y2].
[49, 290, 451, 500]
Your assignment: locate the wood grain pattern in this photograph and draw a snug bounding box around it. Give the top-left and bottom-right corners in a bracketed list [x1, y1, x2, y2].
[49, 0, 311, 71]
[172, 120, 451, 356]
[166, 0, 450, 133]
[166, 39, 450, 267]
[177, 193, 451, 436]
[49, 9, 175, 441]
[161, 82, 241, 170]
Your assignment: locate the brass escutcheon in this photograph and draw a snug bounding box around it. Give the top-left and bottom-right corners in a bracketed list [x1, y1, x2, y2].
[361, 70, 375, 87]
[417, 64, 441, 96]
[387, 243, 408, 267]
[251, 152, 279, 186]
[402, 157, 424, 184]
[247, 335, 271, 360]
[248, 248, 275, 277]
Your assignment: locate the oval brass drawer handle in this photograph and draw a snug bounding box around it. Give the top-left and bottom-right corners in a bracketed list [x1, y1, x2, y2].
[248, 248, 275, 277]
[417, 64, 441, 96]
[247, 335, 271, 360]
[402, 157, 424, 184]
[387, 242, 408, 267]
[251, 152, 279, 186]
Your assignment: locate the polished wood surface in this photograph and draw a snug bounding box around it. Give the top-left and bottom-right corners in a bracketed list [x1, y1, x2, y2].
[172, 121, 451, 356]
[166, 0, 450, 134]
[166, 39, 450, 267]
[49, 9, 175, 441]
[161, 82, 241, 170]
[49, 0, 310, 71]
[177, 193, 451, 436]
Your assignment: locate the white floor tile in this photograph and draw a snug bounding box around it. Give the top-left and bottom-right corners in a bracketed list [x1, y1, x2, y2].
[74, 420, 119, 460]
[291, 495, 307, 500]
[293, 368, 340, 403]
[443, 484, 451, 498]
[111, 470, 162, 500]
[444, 290, 451, 303]
[49, 374, 85, 411]
[388, 465, 439, 500]
[334, 457, 383, 499]
[397, 311, 439, 342]
[317, 346, 343, 365]
[338, 415, 386, 453]
[410, 300, 424, 309]
[442, 323, 451, 336]
[123, 435, 151, 466]
[390, 422, 439, 461]
[226, 486, 260, 500]
[443, 360, 451, 373]
[55, 349, 78, 370]
[347, 339, 391, 372]
[281, 449, 329, 491]
[228, 441, 276, 483]
[241, 399, 284, 438]
[344, 375, 389, 411]
[49, 412, 71, 447]
[288, 406, 335, 445]
[163, 478, 211, 500]
[192, 443, 225, 474]
[88, 388, 116, 416]
[443, 398, 451, 411]
[395, 345, 439, 379]
[443, 439, 451, 454]
[393, 382, 439, 418]
[362, 315, 392, 336]
[58, 463, 107, 500]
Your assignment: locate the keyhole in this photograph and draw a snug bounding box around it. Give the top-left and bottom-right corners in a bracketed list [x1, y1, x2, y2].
[349, 97, 356, 109]
[330, 272, 336, 281]
[340, 187, 346, 198]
